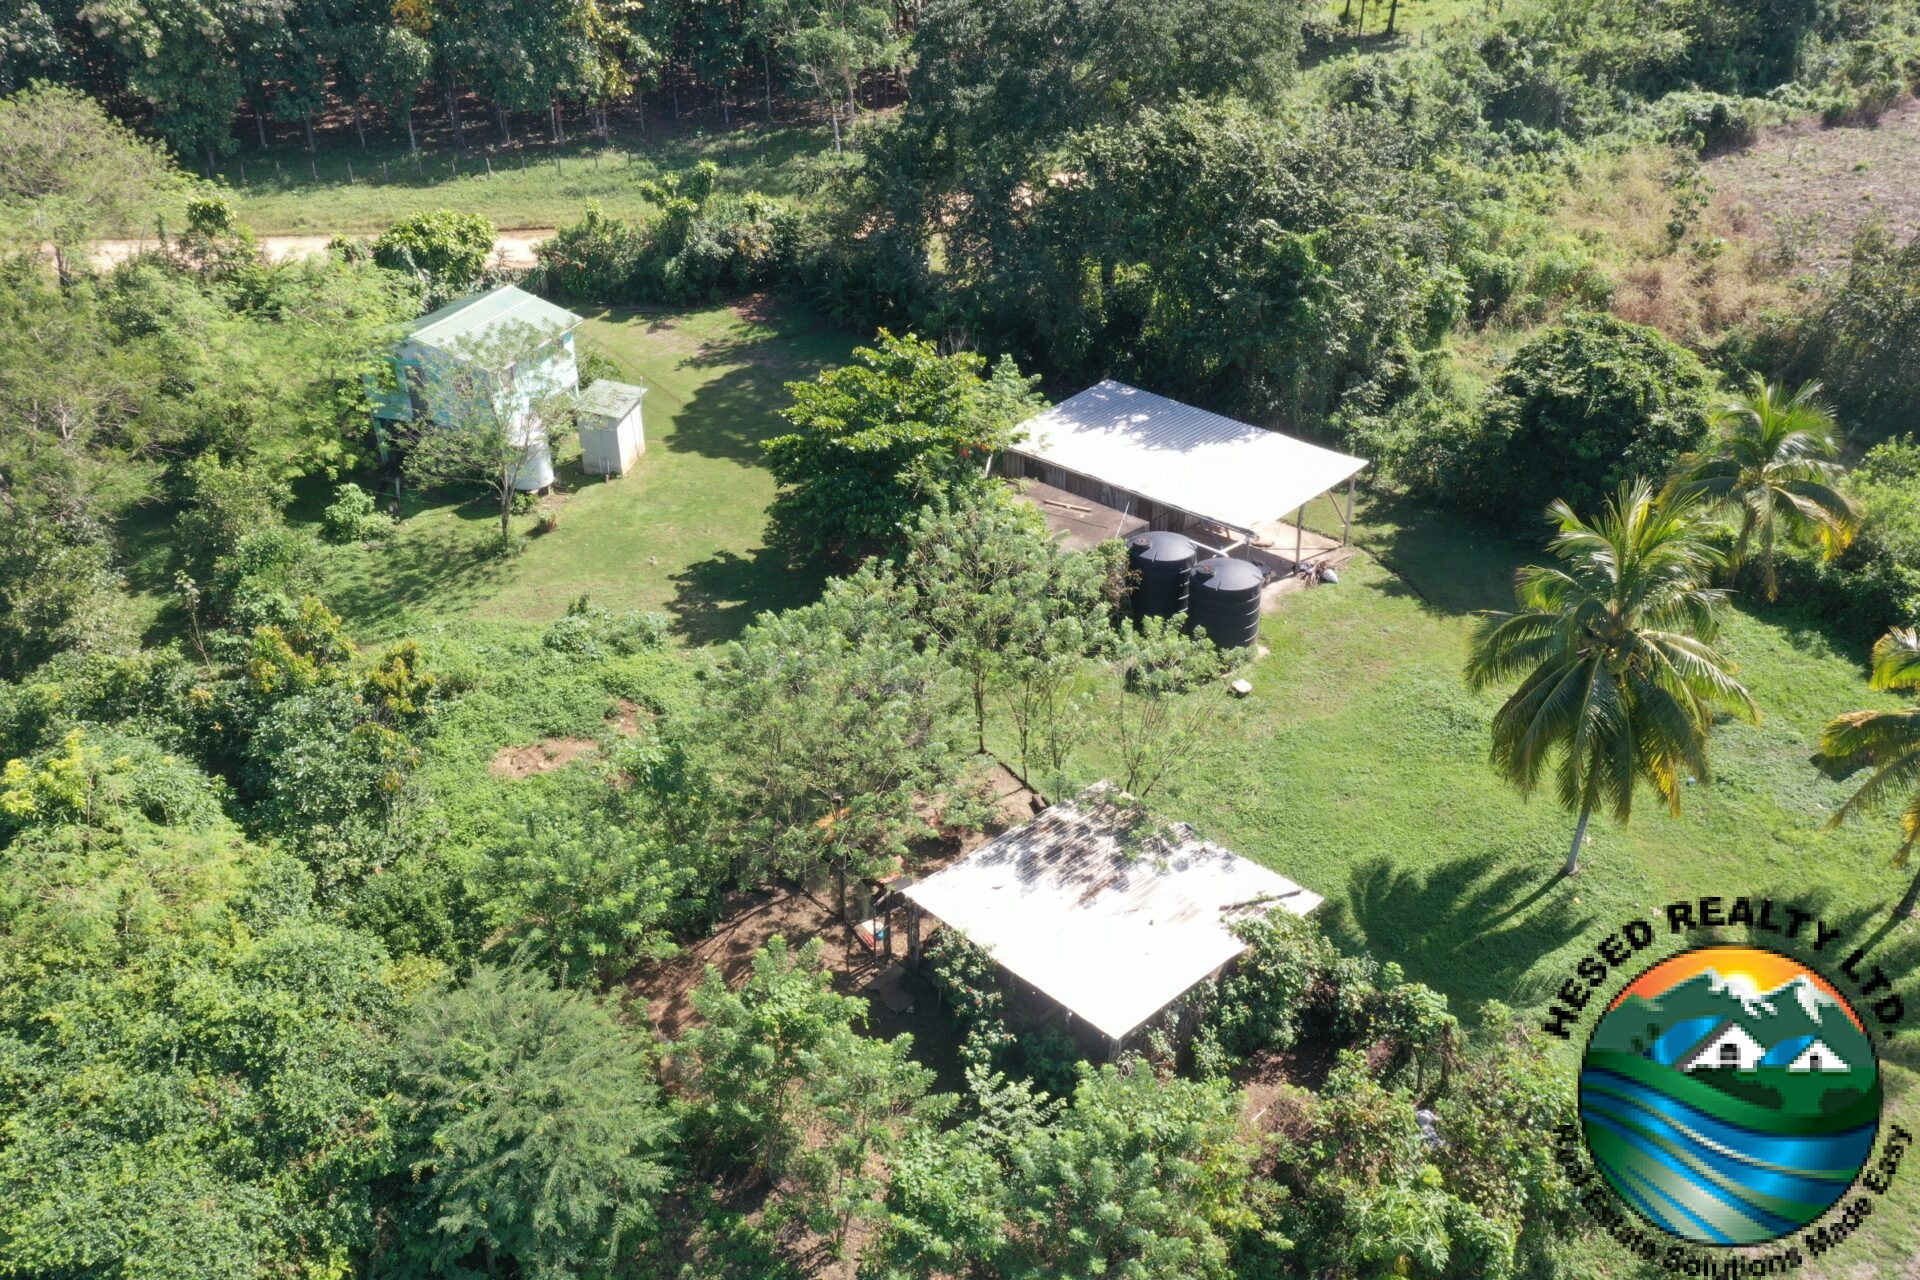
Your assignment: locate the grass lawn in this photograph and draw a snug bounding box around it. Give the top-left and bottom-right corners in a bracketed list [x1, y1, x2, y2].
[1310, 0, 1495, 48]
[214, 120, 839, 235]
[1001, 490, 1920, 1274]
[303, 297, 857, 644]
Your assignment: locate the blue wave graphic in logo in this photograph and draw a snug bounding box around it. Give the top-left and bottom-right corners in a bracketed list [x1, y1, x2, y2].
[1578, 947, 1881, 1246]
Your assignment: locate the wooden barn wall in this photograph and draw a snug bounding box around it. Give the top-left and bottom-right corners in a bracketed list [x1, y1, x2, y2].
[1001, 454, 1197, 534]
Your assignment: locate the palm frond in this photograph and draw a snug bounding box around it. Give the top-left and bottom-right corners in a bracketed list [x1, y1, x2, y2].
[1871, 629, 1920, 693]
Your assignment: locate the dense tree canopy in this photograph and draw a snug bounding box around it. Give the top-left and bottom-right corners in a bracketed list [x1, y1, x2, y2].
[762, 330, 1041, 560]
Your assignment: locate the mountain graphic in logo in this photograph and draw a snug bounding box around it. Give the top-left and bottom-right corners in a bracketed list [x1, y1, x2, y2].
[1579, 944, 1881, 1245]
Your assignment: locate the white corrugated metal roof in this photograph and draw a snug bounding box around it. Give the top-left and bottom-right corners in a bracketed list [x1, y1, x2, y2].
[407, 285, 582, 353]
[1009, 381, 1366, 533]
[903, 783, 1322, 1041]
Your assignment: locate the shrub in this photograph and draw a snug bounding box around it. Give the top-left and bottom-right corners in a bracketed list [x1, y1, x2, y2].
[320, 483, 389, 544]
[372, 209, 496, 302]
[1195, 909, 1340, 1062]
[540, 192, 803, 306]
[537, 204, 649, 302]
[540, 596, 669, 658]
[211, 525, 323, 627]
[927, 928, 1017, 1071]
[174, 454, 293, 583]
[1761, 535, 1920, 647]
[1460, 313, 1715, 523]
[1805, 228, 1920, 442]
[0, 515, 134, 680]
[1654, 91, 1763, 153]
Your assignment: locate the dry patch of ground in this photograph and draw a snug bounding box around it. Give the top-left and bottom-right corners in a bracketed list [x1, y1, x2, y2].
[1558, 149, 1799, 348]
[488, 736, 601, 778]
[88, 227, 555, 270]
[1705, 96, 1920, 274]
[1552, 103, 1920, 349]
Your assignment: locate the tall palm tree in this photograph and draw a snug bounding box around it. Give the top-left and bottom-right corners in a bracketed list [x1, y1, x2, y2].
[1676, 375, 1857, 600]
[1820, 628, 1920, 918]
[1467, 481, 1758, 875]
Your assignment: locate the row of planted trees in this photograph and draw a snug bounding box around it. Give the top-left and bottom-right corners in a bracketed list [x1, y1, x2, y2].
[4, 0, 910, 168]
[1467, 373, 1920, 917]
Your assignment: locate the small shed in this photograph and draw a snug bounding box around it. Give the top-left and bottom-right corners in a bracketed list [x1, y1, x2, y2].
[902, 782, 1322, 1055]
[576, 379, 647, 477]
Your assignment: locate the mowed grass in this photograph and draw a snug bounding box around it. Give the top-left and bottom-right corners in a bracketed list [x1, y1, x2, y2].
[303, 298, 857, 644]
[1021, 493, 1919, 1273]
[1311, 0, 1496, 46]
[216, 121, 839, 235]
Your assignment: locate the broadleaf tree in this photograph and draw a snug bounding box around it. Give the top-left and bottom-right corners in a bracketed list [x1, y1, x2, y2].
[763, 330, 1042, 562]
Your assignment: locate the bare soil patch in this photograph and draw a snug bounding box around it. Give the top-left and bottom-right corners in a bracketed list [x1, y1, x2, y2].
[87, 227, 555, 270]
[609, 697, 647, 736]
[1706, 97, 1920, 273]
[488, 736, 601, 778]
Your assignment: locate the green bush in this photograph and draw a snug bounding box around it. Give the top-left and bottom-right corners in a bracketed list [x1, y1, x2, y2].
[1761, 535, 1920, 647]
[211, 525, 323, 627]
[1458, 313, 1715, 524]
[537, 204, 649, 301]
[1194, 909, 1340, 1062]
[540, 596, 669, 658]
[174, 454, 293, 584]
[372, 209, 496, 303]
[1805, 228, 1920, 442]
[320, 483, 390, 544]
[539, 193, 803, 306]
[1653, 91, 1764, 153]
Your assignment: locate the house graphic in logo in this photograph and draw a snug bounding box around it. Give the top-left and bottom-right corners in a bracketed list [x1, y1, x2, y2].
[1579, 945, 1882, 1245]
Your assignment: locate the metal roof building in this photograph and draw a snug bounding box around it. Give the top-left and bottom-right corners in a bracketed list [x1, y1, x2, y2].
[1002, 380, 1367, 556]
[902, 782, 1322, 1046]
[406, 284, 583, 355]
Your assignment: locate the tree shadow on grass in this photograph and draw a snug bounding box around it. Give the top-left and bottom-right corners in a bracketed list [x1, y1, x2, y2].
[665, 361, 797, 464]
[667, 547, 828, 645]
[1320, 851, 1597, 1022]
[668, 343, 851, 471]
[1352, 490, 1534, 619]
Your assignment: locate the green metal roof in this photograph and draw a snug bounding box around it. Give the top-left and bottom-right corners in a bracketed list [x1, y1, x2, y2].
[576, 378, 647, 420]
[406, 285, 583, 353]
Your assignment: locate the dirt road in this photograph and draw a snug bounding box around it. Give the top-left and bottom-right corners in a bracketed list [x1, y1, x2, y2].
[86, 227, 556, 270]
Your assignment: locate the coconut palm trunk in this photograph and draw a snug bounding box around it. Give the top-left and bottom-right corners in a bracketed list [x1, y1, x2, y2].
[1566, 800, 1593, 876]
[1468, 481, 1756, 875]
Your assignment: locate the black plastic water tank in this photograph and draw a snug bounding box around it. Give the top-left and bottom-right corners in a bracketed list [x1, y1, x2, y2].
[1187, 557, 1265, 648]
[1127, 531, 1198, 619]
